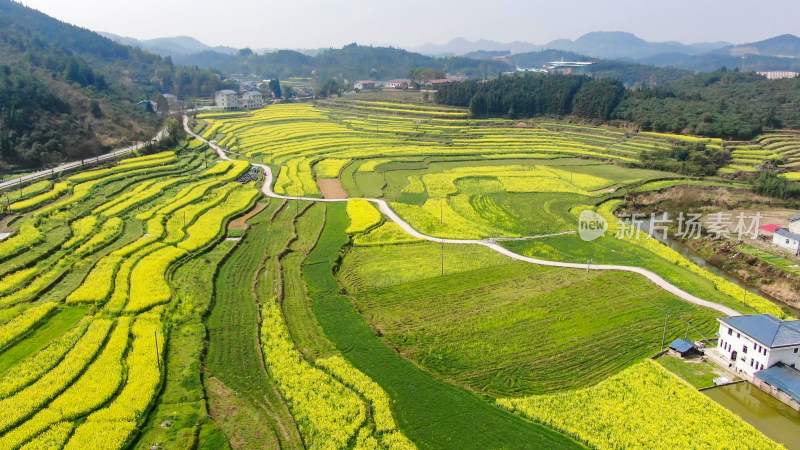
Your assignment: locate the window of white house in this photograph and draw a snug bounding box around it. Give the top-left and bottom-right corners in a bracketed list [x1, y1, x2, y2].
[743, 345, 748, 353]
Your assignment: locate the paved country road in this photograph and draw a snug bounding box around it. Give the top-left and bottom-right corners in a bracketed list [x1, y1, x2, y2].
[0, 126, 169, 192]
[184, 115, 741, 317]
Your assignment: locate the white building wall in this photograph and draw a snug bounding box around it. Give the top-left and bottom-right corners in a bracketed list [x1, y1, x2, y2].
[768, 346, 800, 368]
[717, 325, 767, 375]
[757, 71, 799, 80]
[773, 233, 800, 255]
[239, 92, 264, 109]
[215, 92, 239, 110]
[719, 323, 800, 375]
[790, 221, 800, 234]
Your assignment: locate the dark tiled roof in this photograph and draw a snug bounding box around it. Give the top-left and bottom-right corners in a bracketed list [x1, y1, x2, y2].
[775, 228, 800, 241]
[776, 228, 800, 241]
[669, 338, 697, 353]
[720, 314, 800, 348]
[755, 363, 800, 404]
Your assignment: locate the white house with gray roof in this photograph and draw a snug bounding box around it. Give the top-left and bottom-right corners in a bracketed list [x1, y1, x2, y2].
[717, 314, 800, 376]
[214, 89, 239, 110]
[773, 228, 800, 255]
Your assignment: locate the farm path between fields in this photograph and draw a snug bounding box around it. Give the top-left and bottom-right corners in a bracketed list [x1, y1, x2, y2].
[184, 115, 741, 317]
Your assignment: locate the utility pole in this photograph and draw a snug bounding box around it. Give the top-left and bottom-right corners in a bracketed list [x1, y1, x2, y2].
[154, 330, 161, 370]
[660, 315, 669, 352]
[586, 258, 592, 279]
[440, 199, 444, 276]
[685, 320, 692, 339]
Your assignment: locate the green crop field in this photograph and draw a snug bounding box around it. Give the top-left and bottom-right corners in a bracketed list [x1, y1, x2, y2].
[0, 98, 789, 449]
[341, 241, 721, 397]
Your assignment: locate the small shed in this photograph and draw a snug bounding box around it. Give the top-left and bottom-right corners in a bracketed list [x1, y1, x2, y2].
[668, 338, 700, 358]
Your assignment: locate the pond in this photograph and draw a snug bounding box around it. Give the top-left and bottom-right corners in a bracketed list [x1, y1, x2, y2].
[704, 381, 800, 449]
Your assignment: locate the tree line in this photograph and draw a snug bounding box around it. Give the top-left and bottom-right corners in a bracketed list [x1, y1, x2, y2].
[435, 74, 625, 120]
[436, 69, 800, 140]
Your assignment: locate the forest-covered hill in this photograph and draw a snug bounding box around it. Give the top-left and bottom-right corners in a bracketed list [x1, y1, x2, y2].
[0, 0, 233, 170]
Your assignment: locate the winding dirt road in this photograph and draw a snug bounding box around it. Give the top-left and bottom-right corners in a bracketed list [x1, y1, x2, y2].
[184, 115, 741, 317]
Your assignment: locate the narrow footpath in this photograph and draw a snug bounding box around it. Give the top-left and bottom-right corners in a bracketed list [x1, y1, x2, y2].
[183, 115, 741, 317]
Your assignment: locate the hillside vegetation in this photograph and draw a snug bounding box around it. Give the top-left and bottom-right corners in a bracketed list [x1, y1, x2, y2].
[436, 69, 800, 139]
[0, 0, 234, 170]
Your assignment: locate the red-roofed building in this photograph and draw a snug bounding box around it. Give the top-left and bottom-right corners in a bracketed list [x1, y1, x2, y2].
[760, 224, 783, 234]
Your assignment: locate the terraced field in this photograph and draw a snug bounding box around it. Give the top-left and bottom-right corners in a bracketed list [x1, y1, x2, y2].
[0, 142, 260, 448]
[722, 131, 800, 178]
[0, 98, 791, 449]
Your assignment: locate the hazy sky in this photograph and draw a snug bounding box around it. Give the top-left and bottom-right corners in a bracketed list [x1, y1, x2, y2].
[18, 0, 800, 49]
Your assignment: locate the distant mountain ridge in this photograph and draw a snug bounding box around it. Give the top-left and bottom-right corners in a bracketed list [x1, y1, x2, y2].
[413, 32, 800, 73]
[712, 34, 800, 58]
[412, 32, 730, 59]
[99, 32, 237, 56]
[542, 32, 730, 60]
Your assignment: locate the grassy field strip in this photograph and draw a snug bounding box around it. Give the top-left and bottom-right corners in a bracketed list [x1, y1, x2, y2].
[0, 303, 58, 352]
[345, 254, 719, 396]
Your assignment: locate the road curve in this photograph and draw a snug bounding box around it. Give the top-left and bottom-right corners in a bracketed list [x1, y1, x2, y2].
[0, 127, 169, 192]
[184, 115, 741, 317]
